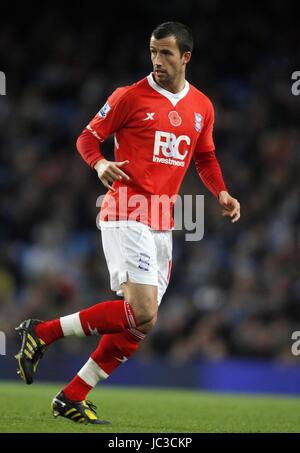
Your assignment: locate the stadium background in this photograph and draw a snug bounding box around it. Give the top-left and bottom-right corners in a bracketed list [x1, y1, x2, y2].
[0, 1, 300, 394]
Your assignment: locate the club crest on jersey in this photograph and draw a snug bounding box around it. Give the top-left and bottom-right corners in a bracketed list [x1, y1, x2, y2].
[168, 110, 182, 127]
[98, 102, 111, 118]
[194, 113, 203, 132]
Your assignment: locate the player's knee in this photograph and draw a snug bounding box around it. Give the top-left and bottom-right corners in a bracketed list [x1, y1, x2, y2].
[138, 312, 157, 334]
[136, 300, 158, 325]
[128, 294, 158, 326]
[145, 312, 157, 330]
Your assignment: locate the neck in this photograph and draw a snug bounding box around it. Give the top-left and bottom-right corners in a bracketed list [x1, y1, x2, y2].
[153, 73, 186, 94]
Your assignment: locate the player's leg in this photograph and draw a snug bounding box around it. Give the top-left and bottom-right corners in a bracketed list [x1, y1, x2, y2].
[61, 281, 157, 404]
[14, 297, 140, 385]
[18, 279, 156, 349]
[51, 224, 160, 423]
[51, 329, 142, 424]
[57, 230, 172, 415]
[122, 280, 158, 332]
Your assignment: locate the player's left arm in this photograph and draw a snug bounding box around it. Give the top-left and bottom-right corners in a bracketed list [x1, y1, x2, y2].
[218, 190, 240, 223]
[194, 99, 240, 223]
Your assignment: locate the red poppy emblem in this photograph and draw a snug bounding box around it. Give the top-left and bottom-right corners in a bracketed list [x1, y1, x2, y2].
[168, 110, 182, 127]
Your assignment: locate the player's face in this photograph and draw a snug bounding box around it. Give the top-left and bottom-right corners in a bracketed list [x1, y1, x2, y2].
[150, 35, 191, 90]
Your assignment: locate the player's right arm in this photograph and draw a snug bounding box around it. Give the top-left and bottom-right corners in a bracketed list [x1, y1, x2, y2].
[94, 158, 130, 191]
[76, 87, 131, 190]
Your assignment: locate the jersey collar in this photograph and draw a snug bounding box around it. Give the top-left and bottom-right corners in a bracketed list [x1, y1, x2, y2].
[147, 73, 190, 107]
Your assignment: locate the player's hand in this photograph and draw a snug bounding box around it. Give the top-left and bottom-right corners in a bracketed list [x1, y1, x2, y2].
[218, 191, 240, 223]
[94, 159, 130, 191]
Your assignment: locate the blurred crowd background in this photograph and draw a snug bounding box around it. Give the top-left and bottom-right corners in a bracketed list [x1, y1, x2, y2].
[1, 1, 300, 365]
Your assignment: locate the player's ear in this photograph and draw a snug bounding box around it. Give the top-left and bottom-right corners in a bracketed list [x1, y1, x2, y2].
[182, 51, 191, 65]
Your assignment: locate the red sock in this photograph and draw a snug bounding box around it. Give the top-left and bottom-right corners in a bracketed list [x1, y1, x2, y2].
[63, 375, 92, 401]
[35, 319, 63, 346]
[34, 299, 138, 346]
[63, 329, 145, 401]
[91, 329, 145, 375]
[79, 300, 138, 335]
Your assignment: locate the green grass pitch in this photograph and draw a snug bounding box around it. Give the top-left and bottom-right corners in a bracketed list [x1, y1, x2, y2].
[1, 381, 300, 433]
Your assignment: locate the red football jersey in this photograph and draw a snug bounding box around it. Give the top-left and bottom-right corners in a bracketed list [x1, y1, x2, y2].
[87, 73, 215, 230]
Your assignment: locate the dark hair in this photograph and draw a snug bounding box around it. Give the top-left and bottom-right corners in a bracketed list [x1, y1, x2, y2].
[151, 22, 193, 55]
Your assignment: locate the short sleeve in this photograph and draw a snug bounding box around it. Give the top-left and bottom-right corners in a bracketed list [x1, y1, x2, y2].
[86, 87, 131, 142]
